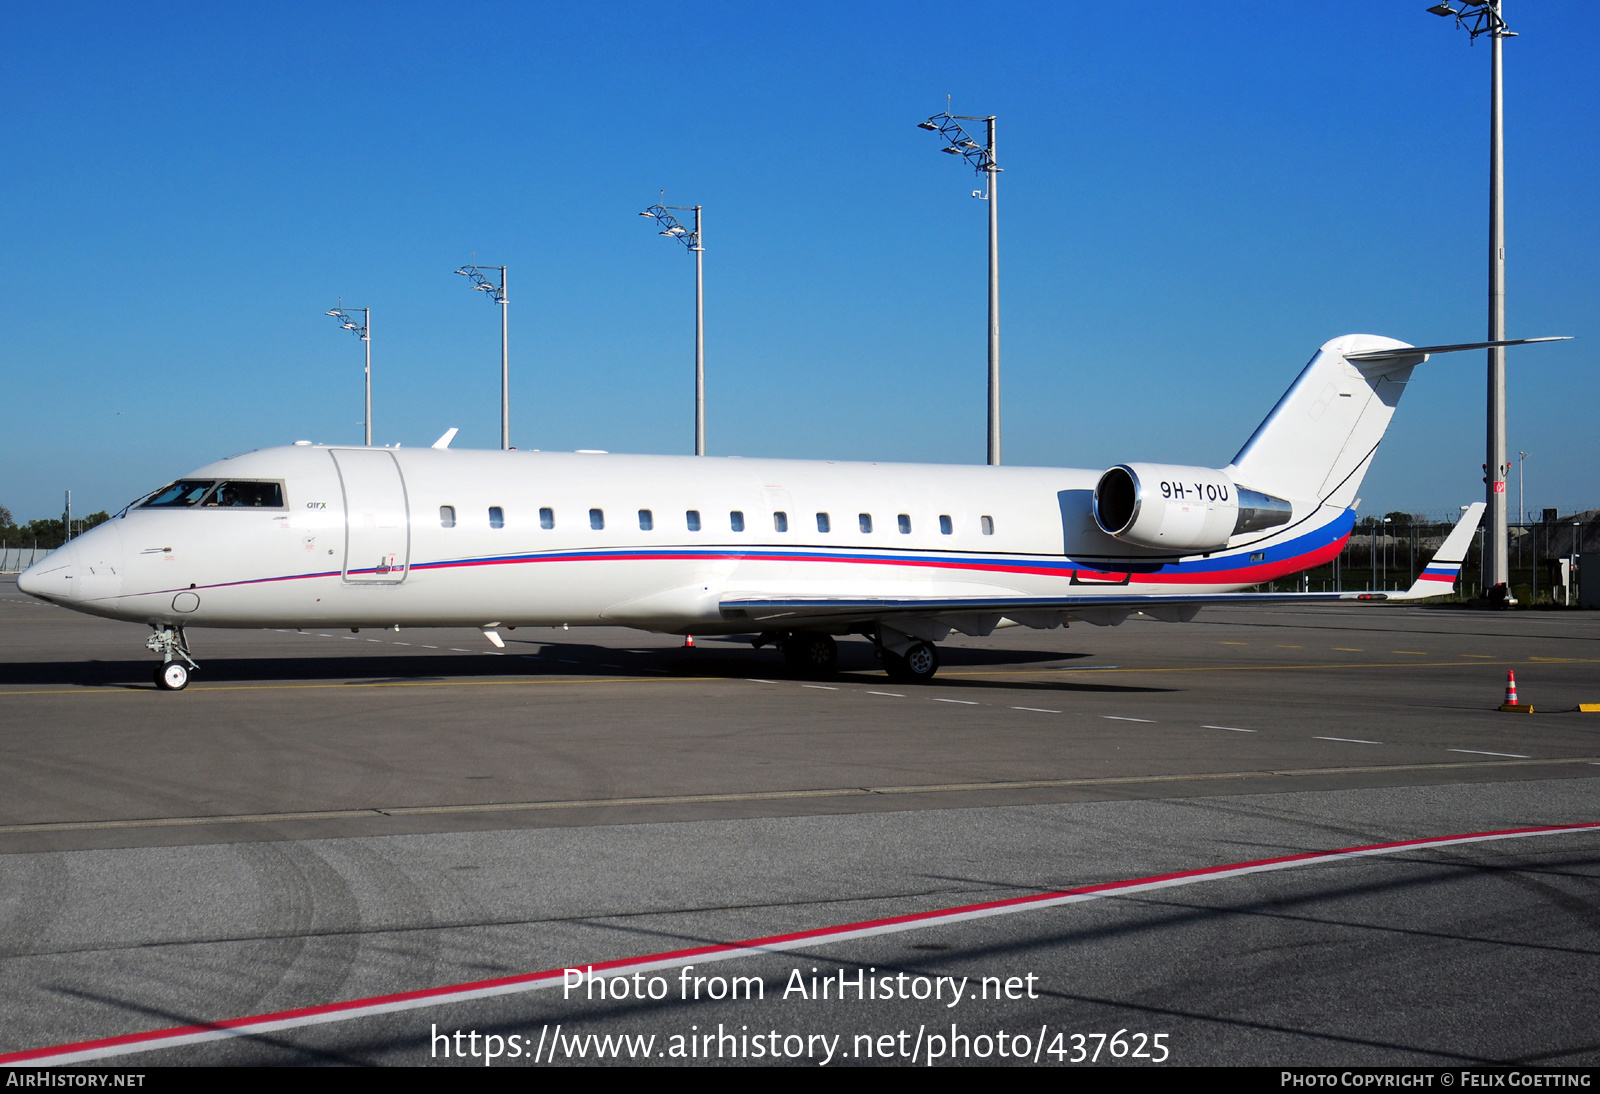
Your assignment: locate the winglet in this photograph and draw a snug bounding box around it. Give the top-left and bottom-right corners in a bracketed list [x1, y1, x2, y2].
[1393, 503, 1486, 600]
[432, 427, 459, 450]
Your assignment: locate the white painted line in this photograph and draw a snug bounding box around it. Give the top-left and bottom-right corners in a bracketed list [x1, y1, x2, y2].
[1012, 707, 1061, 714]
[801, 685, 839, 691]
[1204, 725, 1259, 733]
[420, 645, 438, 649]
[366, 639, 382, 643]
[1449, 748, 1532, 759]
[868, 691, 904, 698]
[557, 659, 578, 664]
[1315, 736, 1383, 745]
[393, 642, 410, 646]
[450, 649, 471, 653]
[342, 636, 358, 641]
[601, 664, 623, 669]
[747, 679, 777, 684]
[14, 821, 1598, 1067]
[318, 634, 333, 638]
[931, 698, 979, 705]
[1103, 715, 1154, 723]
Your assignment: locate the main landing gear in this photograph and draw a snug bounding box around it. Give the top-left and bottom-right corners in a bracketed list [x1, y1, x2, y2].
[882, 640, 939, 684]
[780, 633, 838, 678]
[146, 624, 198, 691]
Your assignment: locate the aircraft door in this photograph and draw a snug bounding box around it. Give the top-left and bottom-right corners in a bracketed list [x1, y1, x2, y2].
[331, 449, 410, 584]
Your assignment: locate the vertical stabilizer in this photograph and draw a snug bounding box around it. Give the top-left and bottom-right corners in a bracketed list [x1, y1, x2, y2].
[1226, 334, 1418, 507]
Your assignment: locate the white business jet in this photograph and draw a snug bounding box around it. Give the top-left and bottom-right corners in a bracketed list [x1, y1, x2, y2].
[19, 334, 1563, 690]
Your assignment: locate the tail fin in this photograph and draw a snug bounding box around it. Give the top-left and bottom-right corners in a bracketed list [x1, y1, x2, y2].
[1393, 503, 1486, 600]
[1225, 334, 1418, 507]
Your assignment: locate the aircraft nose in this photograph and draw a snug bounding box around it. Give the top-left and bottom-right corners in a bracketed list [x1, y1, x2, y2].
[17, 543, 77, 601]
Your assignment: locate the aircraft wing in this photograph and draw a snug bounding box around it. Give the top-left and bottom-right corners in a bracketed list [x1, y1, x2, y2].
[720, 504, 1486, 625]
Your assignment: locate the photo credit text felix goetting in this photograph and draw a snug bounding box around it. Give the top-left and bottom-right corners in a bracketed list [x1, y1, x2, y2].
[428, 965, 1172, 1065]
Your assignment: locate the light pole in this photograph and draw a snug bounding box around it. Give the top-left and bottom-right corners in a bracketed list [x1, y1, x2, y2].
[456, 265, 509, 450]
[639, 201, 705, 456]
[918, 110, 1001, 465]
[325, 303, 371, 445]
[1427, 0, 1515, 598]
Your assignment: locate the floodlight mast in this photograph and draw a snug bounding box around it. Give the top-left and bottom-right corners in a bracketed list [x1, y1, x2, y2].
[1428, 0, 1516, 599]
[324, 304, 371, 445]
[639, 202, 706, 456]
[918, 111, 1002, 465]
[455, 265, 510, 449]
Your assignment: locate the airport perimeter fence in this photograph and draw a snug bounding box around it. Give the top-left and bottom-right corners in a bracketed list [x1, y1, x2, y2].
[0, 545, 54, 573]
[1275, 515, 1598, 605]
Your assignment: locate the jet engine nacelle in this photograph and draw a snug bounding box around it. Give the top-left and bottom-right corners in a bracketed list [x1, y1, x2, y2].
[1094, 463, 1292, 552]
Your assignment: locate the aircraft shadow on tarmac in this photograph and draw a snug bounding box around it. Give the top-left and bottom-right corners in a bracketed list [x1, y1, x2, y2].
[0, 638, 1172, 694]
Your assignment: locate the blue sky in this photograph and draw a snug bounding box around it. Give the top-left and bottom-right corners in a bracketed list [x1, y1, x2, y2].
[2, 2, 1595, 524]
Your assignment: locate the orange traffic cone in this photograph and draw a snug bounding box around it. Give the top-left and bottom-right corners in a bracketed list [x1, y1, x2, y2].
[683, 634, 695, 648]
[1500, 670, 1531, 713]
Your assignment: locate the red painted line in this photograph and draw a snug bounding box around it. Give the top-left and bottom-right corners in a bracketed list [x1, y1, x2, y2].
[12, 820, 1591, 1065]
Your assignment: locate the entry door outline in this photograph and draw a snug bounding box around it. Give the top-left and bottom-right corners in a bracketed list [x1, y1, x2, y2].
[330, 449, 411, 584]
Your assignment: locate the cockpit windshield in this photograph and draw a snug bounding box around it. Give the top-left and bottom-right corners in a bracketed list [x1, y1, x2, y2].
[142, 480, 216, 508]
[141, 480, 285, 509]
[205, 481, 284, 508]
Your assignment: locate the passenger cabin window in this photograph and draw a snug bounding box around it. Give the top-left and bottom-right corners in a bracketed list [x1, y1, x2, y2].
[730, 511, 744, 532]
[489, 506, 505, 529]
[859, 513, 872, 534]
[203, 481, 284, 508]
[143, 480, 215, 508]
[898, 514, 911, 534]
[773, 511, 788, 532]
[981, 515, 994, 535]
[686, 510, 701, 532]
[939, 515, 953, 535]
[639, 509, 653, 531]
[540, 507, 554, 529]
[816, 512, 831, 533]
[439, 505, 456, 528]
[590, 508, 605, 530]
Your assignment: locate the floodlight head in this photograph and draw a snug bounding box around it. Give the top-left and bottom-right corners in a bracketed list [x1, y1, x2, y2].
[341, 322, 359, 330]
[455, 268, 470, 276]
[325, 309, 341, 317]
[942, 146, 963, 155]
[917, 121, 939, 130]
[639, 210, 656, 217]
[1427, 2, 1458, 15]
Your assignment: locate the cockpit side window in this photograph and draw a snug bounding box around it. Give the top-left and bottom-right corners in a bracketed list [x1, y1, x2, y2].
[142, 480, 217, 508]
[204, 481, 285, 508]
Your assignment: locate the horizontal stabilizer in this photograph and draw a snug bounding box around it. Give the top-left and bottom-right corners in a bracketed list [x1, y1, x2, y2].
[1345, 337, 1569, 362]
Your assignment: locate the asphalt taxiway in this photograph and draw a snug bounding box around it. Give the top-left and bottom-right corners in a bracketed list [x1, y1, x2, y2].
[1, 577, 1597, 1066]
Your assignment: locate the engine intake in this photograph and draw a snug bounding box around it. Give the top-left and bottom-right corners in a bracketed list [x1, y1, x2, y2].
[1094, 464, 1291, 552]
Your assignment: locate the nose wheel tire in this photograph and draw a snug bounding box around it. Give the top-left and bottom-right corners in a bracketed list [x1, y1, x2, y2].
[781, 633, 838, 677]
[884, 641, 939, 683]
[155, 661, 190, 691]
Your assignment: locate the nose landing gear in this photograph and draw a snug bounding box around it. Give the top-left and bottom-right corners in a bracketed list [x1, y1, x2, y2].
[146, 625, 198, 690]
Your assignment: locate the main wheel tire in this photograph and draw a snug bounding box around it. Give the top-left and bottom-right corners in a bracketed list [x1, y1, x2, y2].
[782, 633, 838, 677]
[155, 661, 189, 691]
[884, 641, 939, 684]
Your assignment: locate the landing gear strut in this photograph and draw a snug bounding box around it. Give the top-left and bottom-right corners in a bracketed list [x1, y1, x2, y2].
[146, 625, 198, 691]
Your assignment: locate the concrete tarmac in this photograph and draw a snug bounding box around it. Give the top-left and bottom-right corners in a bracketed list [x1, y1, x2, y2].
[1, 577, 1597, 1066]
